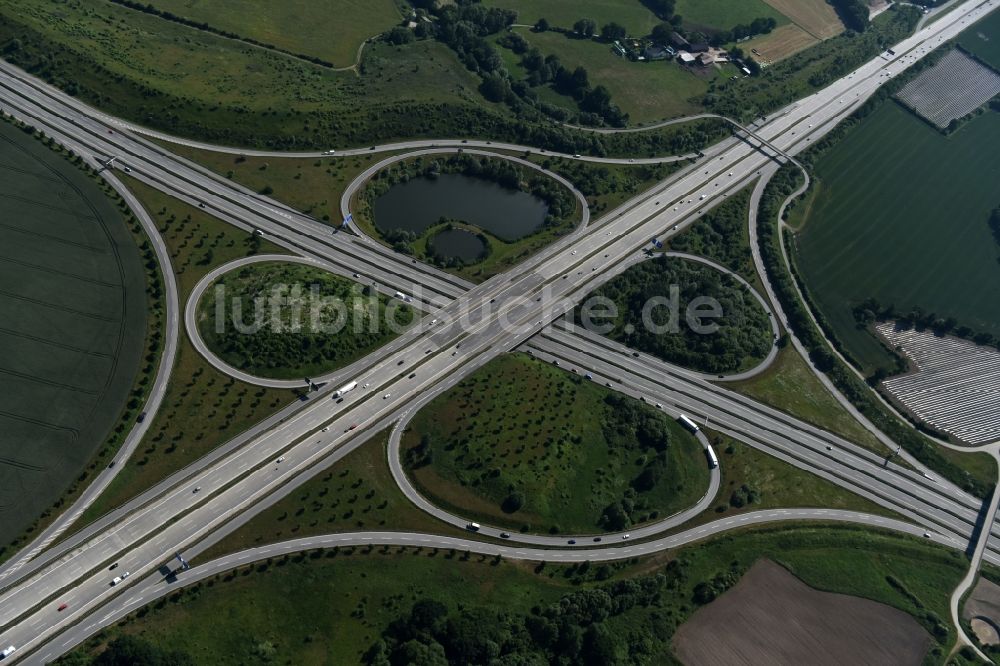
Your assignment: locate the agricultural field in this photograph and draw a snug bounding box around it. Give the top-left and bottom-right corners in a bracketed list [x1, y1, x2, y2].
[197, 262, 413, 379]
[144, 0, 404, 67]
[674, 559, 932, 665]
[0, 123, 147, 544]
[959, 6, 1000, 69]
[485, 0, 660, 36]
[581, 255, 774, 374]
[507, 29, 724, 123]
[62, 525, 967, 665]
[675, 0, 788, 34]
[793, 102, 1000, 371]
[402, 353, 710, 534]
[762, 0, 842, 39]
[742, 23, 821, 64]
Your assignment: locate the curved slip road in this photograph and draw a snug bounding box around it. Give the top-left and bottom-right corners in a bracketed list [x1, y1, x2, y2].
[27, 508, 957, 665]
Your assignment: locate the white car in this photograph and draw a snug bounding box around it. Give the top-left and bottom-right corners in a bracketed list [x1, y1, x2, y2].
[122, 571, 130, 579]
[110, 576, 122, 586]
[275, 456, 285, 463]
[622, 534, 630, 540]
[383, 393, 391, 399]
[1, 646, 15, 659]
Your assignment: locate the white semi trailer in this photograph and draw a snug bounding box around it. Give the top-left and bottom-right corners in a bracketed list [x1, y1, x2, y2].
[332, 381, 358, 399]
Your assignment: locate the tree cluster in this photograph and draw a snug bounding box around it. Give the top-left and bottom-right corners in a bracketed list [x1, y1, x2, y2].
[828, 0, 871, 33]
[366, 575, 671, 666]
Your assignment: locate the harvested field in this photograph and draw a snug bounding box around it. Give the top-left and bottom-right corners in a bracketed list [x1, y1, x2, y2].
[744, 23, 819, 64]
[896, 49, 1000, 128]
[964, 578, 1000, 646]
[673, 559, 932, 666]
[877, 323, 1000, 445]
[763, 0, 843, 39]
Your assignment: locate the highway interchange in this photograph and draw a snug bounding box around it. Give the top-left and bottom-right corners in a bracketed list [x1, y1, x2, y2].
[0, 0, 999, 661]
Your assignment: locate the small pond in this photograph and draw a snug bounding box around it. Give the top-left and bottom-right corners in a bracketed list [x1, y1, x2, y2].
[429, 228, 488, 263]
[373, 173, 549, 242]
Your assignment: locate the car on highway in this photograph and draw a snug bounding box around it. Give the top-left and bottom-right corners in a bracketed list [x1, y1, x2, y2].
[193, 486, 201, 493]
[110, 576, 122, 586]
[383, 393, 391, 399]
[57, 603, 68, 612]
[108, 563, 118, 570]
[567, 539, 576, 545]
[499, 532, 510, 539]
[593, 537, 602, 542]
[349, 424, 358, 430]
[122, 571, 130, 579]
[275, 456, 285, 463]
[1, 646, 16, 659]
[622, 534, 630, 540]
[466, 522, 481, 531]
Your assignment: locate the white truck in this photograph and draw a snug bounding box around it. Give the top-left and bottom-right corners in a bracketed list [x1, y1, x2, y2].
[332, 380, 358, 399]
[678, 414, 699, 433]
[705, 444, 719, 469]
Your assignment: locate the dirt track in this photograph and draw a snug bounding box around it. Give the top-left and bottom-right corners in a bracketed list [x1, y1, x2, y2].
[673, 559, 931, 665]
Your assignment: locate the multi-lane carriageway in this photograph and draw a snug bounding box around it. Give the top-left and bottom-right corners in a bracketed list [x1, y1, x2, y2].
[0, 0, 998, 660]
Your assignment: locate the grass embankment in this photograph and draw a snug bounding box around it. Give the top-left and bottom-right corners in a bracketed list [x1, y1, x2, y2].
[61, 525, 966, 665]
[141, 0, 402, 68]
[197, 261, 413, 379]
[199, 430, 467, 561]
[705, 434, 900, 520]
[78, 181, 298, 525]
[729, 346, 889, 454]
[403, 353, 710, 534]
[580, 254, 774, 374]
[0, 122, 156, 559]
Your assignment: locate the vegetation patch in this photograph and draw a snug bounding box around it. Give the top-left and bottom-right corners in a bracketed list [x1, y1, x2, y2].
[197, 262, 413, 380]
[136, 0, 403, 68]
[59, 526, 966, 665]
[579, 255, 773, 374]
[667, 182, 756, 282]
[403, 353, 709, 534]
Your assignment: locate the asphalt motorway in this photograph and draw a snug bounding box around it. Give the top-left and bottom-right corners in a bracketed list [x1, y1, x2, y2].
[0, 1, 997, 660]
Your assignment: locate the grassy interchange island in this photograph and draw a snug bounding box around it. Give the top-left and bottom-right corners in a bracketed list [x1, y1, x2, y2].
[196, 262, 413, 380]
[402, 353, 710, 534]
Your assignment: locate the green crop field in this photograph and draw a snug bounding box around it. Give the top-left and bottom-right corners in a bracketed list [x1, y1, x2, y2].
[675, 0, 788, 33]
[197, 262, 413, 380]
[794, 103, 1000, 370]
[403, 353, 710, 534]
[0, 124, 147, 544]
[144, 0, 403, 67]
[485, 0, 661, 35]
[508, 29, 725, 123]
[64, 525, 965, 665]
[959, 7, 1000, 69]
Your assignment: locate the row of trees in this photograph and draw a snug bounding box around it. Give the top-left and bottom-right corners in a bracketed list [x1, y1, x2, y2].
[829, 0, 871, 33]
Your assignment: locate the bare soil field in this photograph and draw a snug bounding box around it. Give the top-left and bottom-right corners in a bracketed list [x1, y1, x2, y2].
[963, 578, 1000, 646]
[745, 24, 820, 64]
[673, 559, 932, 665]
[764, 0, 843, 39]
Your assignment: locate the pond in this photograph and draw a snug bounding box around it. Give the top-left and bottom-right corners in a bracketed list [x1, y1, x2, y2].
[373, 173, 549, 242]
[429, 228, 488, 263]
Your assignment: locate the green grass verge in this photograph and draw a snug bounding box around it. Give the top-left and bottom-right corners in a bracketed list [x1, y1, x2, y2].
[675, 0, 789, 33]
[0, 122, 160, 559]
[60, 525, 966, 665]
[958, 7, 1000, 70]
[580, 254, 774, 374]
[197, 261, 413, 379]
[141, 0, 403, 68]
[77, 181, 298, 525]
[729, 345, 889, 455]
[403, 353, 710, 534]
